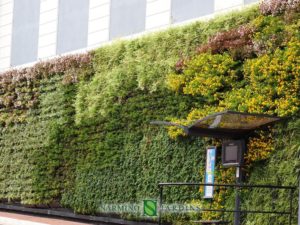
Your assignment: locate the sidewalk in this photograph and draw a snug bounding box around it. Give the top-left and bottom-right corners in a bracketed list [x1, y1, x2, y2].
[0, 211, 94, 225]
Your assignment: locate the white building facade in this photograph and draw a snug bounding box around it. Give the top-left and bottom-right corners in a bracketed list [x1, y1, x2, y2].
[0, 0, 258, 72]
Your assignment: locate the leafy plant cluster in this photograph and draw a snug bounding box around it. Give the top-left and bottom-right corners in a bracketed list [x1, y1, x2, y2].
[0, 54, 92, 126]
[166, 1, 299, 223]
[0, 53, 92, 205]
[167, 7, 299, 135]
[0, 2, 298, 225]
[243, 119, 300, 225]
[0, 4, 259, 215]
[196, 25, 255, 60]
[260, 0, 300, 16]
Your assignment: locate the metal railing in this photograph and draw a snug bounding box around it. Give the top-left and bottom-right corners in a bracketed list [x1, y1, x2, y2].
[158, 182, 297, 225]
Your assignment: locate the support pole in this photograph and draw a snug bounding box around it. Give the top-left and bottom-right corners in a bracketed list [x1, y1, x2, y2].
[290, 189, 293, 225]
[298, 178, 300, 225]
[158, 185, 163, 225]
[234, 167, 242, 225]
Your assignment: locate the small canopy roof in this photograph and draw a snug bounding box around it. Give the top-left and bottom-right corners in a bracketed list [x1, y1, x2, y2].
[151, 110, 283, 139]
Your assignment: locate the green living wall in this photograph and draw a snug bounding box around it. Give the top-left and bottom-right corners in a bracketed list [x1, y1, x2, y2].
[0, 1, 299, 224]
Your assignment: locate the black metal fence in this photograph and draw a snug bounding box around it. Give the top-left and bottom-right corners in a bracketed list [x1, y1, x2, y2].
[158, 183, 297, 225]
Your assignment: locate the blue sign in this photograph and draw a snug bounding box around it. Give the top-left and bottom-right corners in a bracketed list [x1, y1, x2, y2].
[204, 147, 216, 198]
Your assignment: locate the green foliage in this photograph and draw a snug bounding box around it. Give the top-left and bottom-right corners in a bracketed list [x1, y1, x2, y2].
[75, 6, 259, 124]
[0, 4, 298, 225]
[251, 15, 286, 55]
[167, 53, 240, 103]
[243, 119, 300, 225]
[0, 75, 73, 204]
[164, 2, 299, 223]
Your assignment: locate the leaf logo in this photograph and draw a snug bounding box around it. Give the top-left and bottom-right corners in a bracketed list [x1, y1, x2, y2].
[143, 200, 157, 217]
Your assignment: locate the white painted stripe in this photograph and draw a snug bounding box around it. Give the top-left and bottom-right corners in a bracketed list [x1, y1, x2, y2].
[146, 0, 170, 16]
[39, 8, 57, 24]
[88, 17, 109, 33]
[0, 57, 10, 69]
[0, 23, 12, 36]
[214, 0, 243, 12]
[0, 1, 13, 15]
[145, 0, 171, 30]
[0, 46, 10, 58]
[38, 0, 58, 59]
[39, 21, 57, 36]
[146, 10, 170, 30]
[0, 0, 12, 70]
[88, 0, 110, 47]
[89, 4, 110, 20]
[88, 29, 109, 46]
[40, 0, 58, 13]
[38, 32, 56, 47]
[0, 13, 12, 26]
[0, 34, 10, 47]
[0, 0, 12, 5]
[38, 44, 56, 58]
[0, 216, 48, 225]
[89, 0, 110, 8]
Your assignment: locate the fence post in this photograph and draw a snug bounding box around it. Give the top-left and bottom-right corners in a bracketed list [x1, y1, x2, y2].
[234, 167, 242, 225]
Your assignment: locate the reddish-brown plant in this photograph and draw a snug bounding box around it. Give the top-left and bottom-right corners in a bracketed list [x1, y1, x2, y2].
[0, 52, 92, 118]
[196, 25, 255, 60]
[260, 0, 300, 16]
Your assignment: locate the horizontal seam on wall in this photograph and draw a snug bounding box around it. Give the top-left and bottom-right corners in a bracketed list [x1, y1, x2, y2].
[0, 11, 13, 17]
[146, 9, 170, 17]
[39, 19, 57, 25]
[0, 1, 12, 6]
[38, 43, 55, 48]
[38, 42, 56, 48]
[88, 15, 109, 22]
[40, 7, 57, 15]
[88, 28, 109, 35]
[147, 0, 160, 3]
[146, 23, 169, 30]
[89, 2, 110, 9]
[39, 20, 57, 27]
[214, 3, 244, 12]
[0, 44, 10, 49]
[87, 41, 106, 47]
[0, 1, 12, 9]
[0, 22, 12, 27]
[0, 56, 10, 60]
[39, 31, 57, 38]
[0, 44, 10, 48]
[0, 33, 11, 38]
[0, 14, 13, 19]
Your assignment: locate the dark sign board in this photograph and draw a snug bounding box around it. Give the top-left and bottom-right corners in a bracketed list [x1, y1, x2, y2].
[222, 139, 245, 167]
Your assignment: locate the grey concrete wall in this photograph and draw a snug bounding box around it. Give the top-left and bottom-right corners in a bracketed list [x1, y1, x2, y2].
[171, 0, 214, 23]
[110, 0, 146, 40]
[11, 0, 40, 66]
[57, 0, 90, 54]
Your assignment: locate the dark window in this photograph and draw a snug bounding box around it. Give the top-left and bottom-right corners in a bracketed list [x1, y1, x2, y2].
[57, 0, 89, 54]
[11, 0, 40, 66]
[171, 0, 214, 23]
[110, 0, 146, 40]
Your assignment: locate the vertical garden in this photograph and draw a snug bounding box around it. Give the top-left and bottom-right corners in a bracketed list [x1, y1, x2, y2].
[0, 0, 299, 224]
